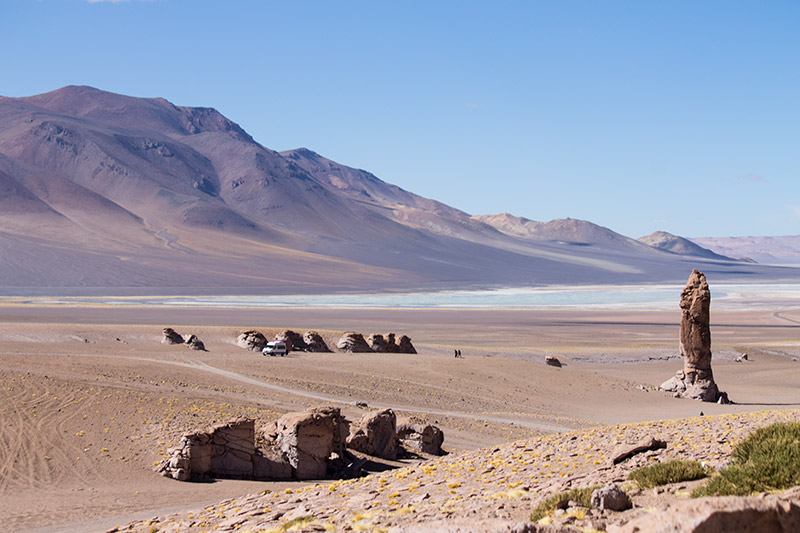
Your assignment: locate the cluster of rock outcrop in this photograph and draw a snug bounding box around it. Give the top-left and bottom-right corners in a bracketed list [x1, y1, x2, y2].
[132, 410, 800, 533]
[159, 406, 443, 482]
[161, 327, 206, 351]
[338, 331, 416, 354]
[236, 329, 330, 353]
[660, 270, 728, 403]
[235, 329, 416, 354]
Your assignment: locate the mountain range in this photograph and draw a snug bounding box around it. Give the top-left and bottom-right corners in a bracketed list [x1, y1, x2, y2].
[1, 86, 798, 294]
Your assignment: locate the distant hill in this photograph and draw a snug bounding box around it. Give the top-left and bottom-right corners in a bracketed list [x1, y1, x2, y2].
[0, 86, 797, 293]
[637, 231, 737, 261]
[691, 235, 800, 265]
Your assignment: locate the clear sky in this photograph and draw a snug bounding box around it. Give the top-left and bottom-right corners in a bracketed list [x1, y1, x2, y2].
[2, 0, 798, 238]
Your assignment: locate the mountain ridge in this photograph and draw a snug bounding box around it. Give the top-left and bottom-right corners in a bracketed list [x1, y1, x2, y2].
[1, 86, 797, 293]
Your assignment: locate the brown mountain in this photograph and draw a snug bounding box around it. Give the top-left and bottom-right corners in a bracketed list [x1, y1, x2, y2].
[637, 231, 737, 261]
[0, 86, 797, 293]
[691, 235, 800, 265]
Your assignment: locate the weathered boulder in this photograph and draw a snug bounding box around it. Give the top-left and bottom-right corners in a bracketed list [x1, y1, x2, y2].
[272, 406, 350, 480]
[396, 416, 445, 455]
[184, 334, 206, 351]
[608, 492, 800, 532]
[336, 332, 372, 353]
[157, 419, 291, 481]
[590, 484, 631, 512]
[611, 437, 667, 465]
[347, 409, 399, 459]
[276, 330, 305, 352]
[367, 333, 389, 352]
[397, 335, 417, 354]
[237, 330, 267, 351]
[545, 356, 562, 368]
[303, 330, 331, 352]
[162, 327, 184, 345]
[660, 269, 726, 402]
[384, 333, 399, 353]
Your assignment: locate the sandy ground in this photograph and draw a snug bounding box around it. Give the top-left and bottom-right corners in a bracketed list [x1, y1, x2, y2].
[0, 304, 799, 531]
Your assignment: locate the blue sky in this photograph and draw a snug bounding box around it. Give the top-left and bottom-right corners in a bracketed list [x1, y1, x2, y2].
[2, 0, 798, 238]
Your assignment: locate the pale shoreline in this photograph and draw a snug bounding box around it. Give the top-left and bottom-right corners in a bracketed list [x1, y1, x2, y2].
[3, 281, 800, 311]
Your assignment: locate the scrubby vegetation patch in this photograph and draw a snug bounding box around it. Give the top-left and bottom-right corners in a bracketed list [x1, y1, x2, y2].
[530, 485, 599, 522]
[693, 422, 800, 497]
[628, 459, 706, 489]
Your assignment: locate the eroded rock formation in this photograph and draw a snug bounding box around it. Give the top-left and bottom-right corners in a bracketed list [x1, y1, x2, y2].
[276, 330, 305, 352]
[367, 334, 389, 352]
[347, 409, 399, 459]
[158, 420, 290, 481]
[162, 327, 184, 345]
[336, 331, 372, 353]
[237, 330, 267, 351]
[660, 270, 728, 403]
[271, 406, 351, 480]
[303, 330, 331, 352]
[397, 416, 445, 455]
[183, 334, 206, 351]
[397, 335, 416, 354]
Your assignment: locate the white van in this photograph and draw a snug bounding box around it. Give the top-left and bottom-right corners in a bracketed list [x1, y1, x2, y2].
[262, 340, 288, 357]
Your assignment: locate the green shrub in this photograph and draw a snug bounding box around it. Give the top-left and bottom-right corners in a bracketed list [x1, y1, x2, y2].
[530, 485, 599, 522]
[628, 459, 706, 489]
[692, 422, 800, 497]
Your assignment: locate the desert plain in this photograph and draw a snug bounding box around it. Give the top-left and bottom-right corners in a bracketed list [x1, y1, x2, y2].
[1, 299, 800, 532]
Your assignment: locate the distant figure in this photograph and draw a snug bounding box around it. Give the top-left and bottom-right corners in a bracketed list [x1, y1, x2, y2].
[457, 349, 462, 358]
[700, 411, 704, 417]
[454, 349, 458, 358]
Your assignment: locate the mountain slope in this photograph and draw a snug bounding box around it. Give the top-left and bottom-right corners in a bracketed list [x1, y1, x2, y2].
[0, 86, 797, 293]
[638, 231, 737, 261]
[691, 235, 800, 265]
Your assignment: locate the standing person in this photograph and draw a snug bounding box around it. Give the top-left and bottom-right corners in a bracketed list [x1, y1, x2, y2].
[454, 349, 458, 358]
[458, 349, 462, 358]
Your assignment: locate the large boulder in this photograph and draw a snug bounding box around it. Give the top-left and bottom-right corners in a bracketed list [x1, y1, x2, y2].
[276, 330, 305, 352]
[660, 270, 726, 402]
[347, 409, 399, 459]
[272, 406, 349, 480]
[303, 331, 331, 352]
[162, 327, 184, 345]
[336, 332, 372, 353]
[237, 330, 267, 351]
[396, 416, 445, 455]
[590, 484, 631, 512]
[384, 333, 399, 353]
[367, 334, 389, 352]
[397, 335, 417, 354]
[183, 334, 206, 351]
[157, 419, 287, 481]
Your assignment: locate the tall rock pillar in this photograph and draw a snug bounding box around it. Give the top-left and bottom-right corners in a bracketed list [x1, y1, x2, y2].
[661, 269, 728, 403]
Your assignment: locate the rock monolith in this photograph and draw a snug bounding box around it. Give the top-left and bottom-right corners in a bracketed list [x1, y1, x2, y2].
[660, 270, 727, 403]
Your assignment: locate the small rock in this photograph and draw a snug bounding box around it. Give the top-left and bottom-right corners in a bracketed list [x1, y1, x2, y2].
[545, 356, 562, 368]
[591, 483, 632, 512]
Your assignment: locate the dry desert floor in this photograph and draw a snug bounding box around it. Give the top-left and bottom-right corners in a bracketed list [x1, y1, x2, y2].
[1, 304, 799, 531]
